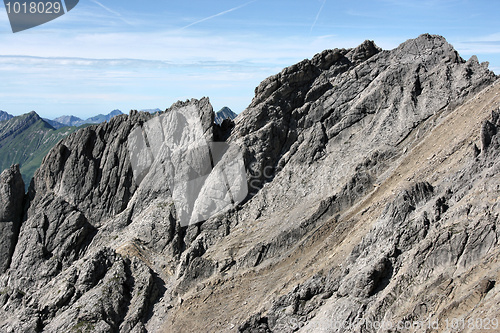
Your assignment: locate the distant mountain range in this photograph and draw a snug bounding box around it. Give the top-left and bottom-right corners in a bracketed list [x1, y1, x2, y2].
[0, 107, 236, 189]
[43, 115, 80, 129]
[1, 109, 125, 129]
[51, 109, 124, 128]
[215, 107, 237, 125]
[1, 107, 236, 128]
[0, 109, 124, 189]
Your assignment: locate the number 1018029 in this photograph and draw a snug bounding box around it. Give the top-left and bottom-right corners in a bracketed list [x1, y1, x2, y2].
[5, 1, 62, 14]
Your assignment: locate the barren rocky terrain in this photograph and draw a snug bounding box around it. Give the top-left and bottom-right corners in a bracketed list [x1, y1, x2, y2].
[0, 34, 499, 332]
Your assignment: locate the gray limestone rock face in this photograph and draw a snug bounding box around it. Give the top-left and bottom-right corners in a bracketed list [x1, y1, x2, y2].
[0, 164, 24, 223]
[0, 164, 24, 273]
[233, 34, 496, 216]
[8, 194, 95, 291]
[239, 93, 500, 333]
[27, 110, 152, 228]
[1, 34, 500, 333]
[0, 98, 227, 332]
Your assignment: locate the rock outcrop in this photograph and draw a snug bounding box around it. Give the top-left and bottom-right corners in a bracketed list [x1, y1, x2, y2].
[0, 34, 499, 333]
[0, 165, 24, 273]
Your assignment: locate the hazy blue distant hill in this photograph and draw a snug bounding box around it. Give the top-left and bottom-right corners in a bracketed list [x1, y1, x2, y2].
[0, 110, 14, 122]
[215, 106, 237, 125]
[53, 109, 124, 127]
[53, 115, 84, 127]
[85, 109, 123, 124]
[43, 118, 67, 129]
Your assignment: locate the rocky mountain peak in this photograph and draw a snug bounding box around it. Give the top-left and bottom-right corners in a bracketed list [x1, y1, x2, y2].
[0, 111, 14, 122]
[21, 110, 46, 125]
[108, 109, 123, 117]
[0, 110, 52, 144]
[233, 34, 496, 200]
[214, 107, 237, 125]
[345, 39, 381, 65]
[165, 97, 214, 139]
[394, 33, 461, 65]
[0, 35, 499, 332]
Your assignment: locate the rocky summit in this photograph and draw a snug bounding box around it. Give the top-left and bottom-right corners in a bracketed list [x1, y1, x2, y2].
[0, 34, 499, 332]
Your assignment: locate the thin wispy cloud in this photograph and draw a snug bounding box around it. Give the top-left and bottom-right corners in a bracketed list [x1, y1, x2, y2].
[89, 0, 134, 26]
[454, 33, 500, 56]
[310, 0, 326, 33]
[0, 0, 498, 117]
[179, 0, 257, 30]
[0, 55, 275, 72]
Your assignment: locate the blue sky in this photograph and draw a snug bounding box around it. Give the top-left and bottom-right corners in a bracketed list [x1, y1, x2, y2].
[0, 0, 499, 119]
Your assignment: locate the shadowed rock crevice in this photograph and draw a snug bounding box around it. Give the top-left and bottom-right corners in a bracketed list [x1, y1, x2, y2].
[481, 110, 500, 152]
[0, 164, 25, 273]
